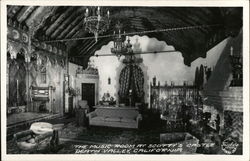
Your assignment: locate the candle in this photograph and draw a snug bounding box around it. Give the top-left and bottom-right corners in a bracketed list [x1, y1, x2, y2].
[107, 10, 110, 17]
[17, 79, 18, 101]
[230, 46, 233, 56]
[85, 8, 89, 17]
[97, 7, 100, 15]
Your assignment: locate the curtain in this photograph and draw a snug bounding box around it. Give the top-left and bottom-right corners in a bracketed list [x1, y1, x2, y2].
[8, 59, 27, 107]
[132, 65, 144, 99]
[119, 64, 144, 104]
[119, 65, 131, 102]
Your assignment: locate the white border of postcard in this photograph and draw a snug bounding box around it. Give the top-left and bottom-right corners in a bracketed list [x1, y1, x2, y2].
[1, 0, 249, 161]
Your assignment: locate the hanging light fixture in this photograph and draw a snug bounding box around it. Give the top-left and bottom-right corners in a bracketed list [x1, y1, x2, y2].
[111, 22, 133, 60]
[84, 6, 110, 42]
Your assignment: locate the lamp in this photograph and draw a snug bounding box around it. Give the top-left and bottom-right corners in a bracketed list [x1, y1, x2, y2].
[84, 6, 110, 42]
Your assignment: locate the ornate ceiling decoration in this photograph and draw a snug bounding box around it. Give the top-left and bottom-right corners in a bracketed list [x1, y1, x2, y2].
[7, 6, 242, 68]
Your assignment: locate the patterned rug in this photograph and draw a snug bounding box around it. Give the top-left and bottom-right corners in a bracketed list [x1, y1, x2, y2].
[61, 123, 161, 144]
[7, 121, 162, 154]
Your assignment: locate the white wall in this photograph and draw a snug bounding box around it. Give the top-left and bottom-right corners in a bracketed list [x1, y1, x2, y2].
[88, 35, 228, 104]
[69, 62, 99, 108]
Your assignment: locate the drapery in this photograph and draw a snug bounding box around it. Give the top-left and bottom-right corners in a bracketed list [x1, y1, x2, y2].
[119, 64, 144, 105]
[8, 59, 27, 107]
[119, 65, 131, 101]
[132, 65, 144, 98]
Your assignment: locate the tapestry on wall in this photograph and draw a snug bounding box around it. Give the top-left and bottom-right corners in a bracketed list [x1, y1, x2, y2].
[8, 59, 27, 107]
[118, 64, 144, 106]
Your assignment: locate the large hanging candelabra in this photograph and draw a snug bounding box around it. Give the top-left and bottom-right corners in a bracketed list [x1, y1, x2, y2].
[84, 6, 110, 42]
[111, 22, 133, 59]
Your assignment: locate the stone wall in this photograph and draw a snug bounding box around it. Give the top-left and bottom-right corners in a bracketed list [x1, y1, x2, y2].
[202, 30, 243, 141]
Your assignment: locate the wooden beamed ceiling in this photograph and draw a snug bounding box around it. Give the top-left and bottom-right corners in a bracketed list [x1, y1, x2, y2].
[7, 6, 242, 68]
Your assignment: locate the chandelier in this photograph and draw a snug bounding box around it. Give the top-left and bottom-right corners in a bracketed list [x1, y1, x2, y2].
[84, 6, 110, 42]
[111, 22, 133, 59]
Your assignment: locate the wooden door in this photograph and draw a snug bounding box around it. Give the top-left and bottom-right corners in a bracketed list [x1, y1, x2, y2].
[82, 83, 95, 110]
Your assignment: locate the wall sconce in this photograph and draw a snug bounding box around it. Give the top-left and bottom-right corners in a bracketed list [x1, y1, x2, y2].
[76, 66, 82, 78]
[64, 74, 69, 82]
[108, 77, 111, 85]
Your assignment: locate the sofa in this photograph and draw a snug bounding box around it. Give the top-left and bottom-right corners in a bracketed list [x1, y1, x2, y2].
[87, 107, 142, 129]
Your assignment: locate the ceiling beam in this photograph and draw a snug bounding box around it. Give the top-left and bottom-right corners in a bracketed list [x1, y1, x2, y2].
[10, 6, 24, 20]
[17, 6, 37, 23]
[41, 7, 65, 33]
[57, 13, 85, 39]
[45, 7, 76, 36]
[7, 6, 22, 18]
[81, 38, 112, 68]
[51, 7, 84, 39]
[77, 39, 93, 51]
[165, 8, 215, 34]
[80, 40, 96, 53]
[23, 6, 39, 23]
[64, 22, 84, 39]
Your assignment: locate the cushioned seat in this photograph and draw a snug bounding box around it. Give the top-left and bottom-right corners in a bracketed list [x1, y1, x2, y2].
[121, 118, 136, 123]
[87, 107, 142, 129]
[92, 116, 106, 121]
[105, 117, 121, 122]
